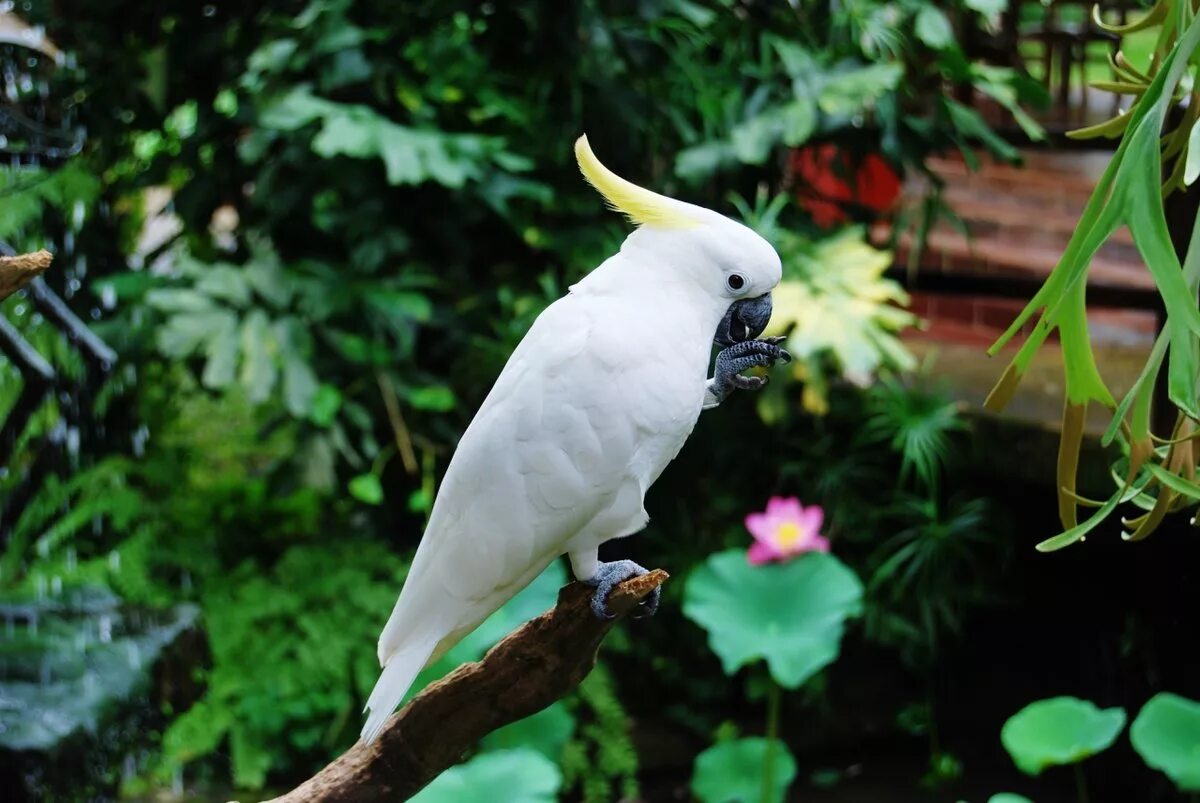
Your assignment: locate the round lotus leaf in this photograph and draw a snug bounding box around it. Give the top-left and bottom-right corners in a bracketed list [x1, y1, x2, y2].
[1130, 692, 1200, 791]
[411, 748, 561, 803]
[1000, 696, 1126, 775]
[683, 550, 863, 688]
[989, 794, 1034, 803]
[692, 737, 797, 803]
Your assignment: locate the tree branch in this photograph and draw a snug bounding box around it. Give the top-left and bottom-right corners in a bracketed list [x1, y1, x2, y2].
[0, 250, 53, 301]
[266, 570, 669, 803]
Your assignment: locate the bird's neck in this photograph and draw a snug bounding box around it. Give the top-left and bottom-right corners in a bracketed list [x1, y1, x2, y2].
[571, 251, 727, 344]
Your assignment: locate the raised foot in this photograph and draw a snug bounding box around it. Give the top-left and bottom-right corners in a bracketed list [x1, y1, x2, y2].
[583, 560, 660, 620]
[713, 337, 791, 394]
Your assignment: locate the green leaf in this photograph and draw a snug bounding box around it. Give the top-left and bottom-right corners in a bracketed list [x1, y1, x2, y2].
[239, 310, 278, 403]
[282, 354, 318, 418]
[200, 316, 239, 389]
[676, 141, 737, 183]
[1001, 697, 1126, 775]
[258, 86, 336, 131]
[731, 113, 782, 164]
[195, 265, 251, 306]
[411, 749, 561, 803]
[780, 99, 816, 147]
[309, 384, 342, 427]
[966, 0, 1007, 14]
[682, 550, 863, 688]
[479, 702, 575, 759]
[368, 290, 432, 324]
[1130, 693, 1200, 790]
[1185, 119, 1200, 186]
[988, 796, 1033, 803]
[407, 385, 457, 412]
[145, 288, 216, 313]
[817, 63, 902, 116]
[348, 473, 384, 505]
[692, 737, 797, 803]
[945, 98, 1019, 162]
[312, 107, 379, 159]
[915, 7, 954, 50]
[157, 309, 237, 357]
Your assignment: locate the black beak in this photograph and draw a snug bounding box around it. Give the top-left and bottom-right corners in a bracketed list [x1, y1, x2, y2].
[714, 293, 773, 347]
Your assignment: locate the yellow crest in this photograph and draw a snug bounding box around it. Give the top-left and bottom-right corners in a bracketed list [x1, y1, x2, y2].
[575, 135, 700, 229]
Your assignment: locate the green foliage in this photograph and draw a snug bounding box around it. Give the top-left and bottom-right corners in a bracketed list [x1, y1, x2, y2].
[1000, 697, 1126, 776]
[865, 374, 965, 492]
[988, 795, 1034, 803]
[683, 550, 863, 688]
[560, 664, 640, 803]
[691, 737, 797, 803]
[479, 703, 575, 761]
[410, 749, 562, 803]
[0, 161, 102, 245]
[671, 0, 1039, 187]
[733, 201, 916, 417]
[2, 0, 1028, 795]
[985, 2, 1200, 546]
[1130, 692, 1200, 791]
[159, 540, 406, 789]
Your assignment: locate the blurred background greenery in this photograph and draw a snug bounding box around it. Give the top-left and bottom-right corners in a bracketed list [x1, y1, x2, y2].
[2, 1, 1199, 801]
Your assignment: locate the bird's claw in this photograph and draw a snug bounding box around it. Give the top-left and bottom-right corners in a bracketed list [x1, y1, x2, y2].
[583, 559, 660, 620]
[709, 338, 791, 403]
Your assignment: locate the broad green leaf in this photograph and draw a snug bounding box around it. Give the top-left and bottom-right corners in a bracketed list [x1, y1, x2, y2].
[1130, 693, 1200, 790]
[309, 384, 342, 427]
[692, 738, 796, 803]
[312, 107, 379, 159]
[988, 796, 1032, 803]
[817, 63, 902, 116]
[200, 316, 239, 389]
[683, 550, 863, 688]
[239, 310, 278, 403]
[282, 354, 318, 418]
[411, 749, 561, 803]
[1001, 697, 1126, 775]
[195, 265, 251, 306]
[915, 7, 954, 50]
[258, 86, 336, 131]
[946, 98, 1019, 162]
[780, 99, 816, 146]
[966, 0, 1007, 15]
[407, 385, 457, 412]
[368, 290, 432, 324]
[479, 702, 575, 760]
[675, 141, 737, 183]
[145, 288, 215, 313]
[157, 309, 237, 357]
[730, 113, 782, 164]
[348, 473, 383, 505]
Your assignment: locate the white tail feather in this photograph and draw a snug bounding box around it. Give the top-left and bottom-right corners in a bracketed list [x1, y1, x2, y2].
[360, 639, 436, 744]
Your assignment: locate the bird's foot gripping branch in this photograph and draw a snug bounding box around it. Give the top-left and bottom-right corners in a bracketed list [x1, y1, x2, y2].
[268, 570, 667, 803]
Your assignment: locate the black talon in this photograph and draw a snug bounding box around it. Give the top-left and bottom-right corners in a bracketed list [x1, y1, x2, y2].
[708, 337, 790, 405]
[583, 560, 660, 620]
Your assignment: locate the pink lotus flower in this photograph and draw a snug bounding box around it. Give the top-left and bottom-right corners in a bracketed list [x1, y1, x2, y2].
[745, 496, 829, 565]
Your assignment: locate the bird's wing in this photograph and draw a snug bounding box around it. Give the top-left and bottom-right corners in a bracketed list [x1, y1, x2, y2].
[376, 293, 643, 664]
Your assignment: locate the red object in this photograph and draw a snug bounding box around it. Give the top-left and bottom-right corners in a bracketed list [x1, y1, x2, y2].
[790, 144, 902, 228]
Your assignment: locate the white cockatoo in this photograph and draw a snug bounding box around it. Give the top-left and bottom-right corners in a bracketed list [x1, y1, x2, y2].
[361, 135, 788, 743]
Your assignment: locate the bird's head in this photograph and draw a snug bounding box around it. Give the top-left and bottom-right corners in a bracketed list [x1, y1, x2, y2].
[574, 135, 782, 346]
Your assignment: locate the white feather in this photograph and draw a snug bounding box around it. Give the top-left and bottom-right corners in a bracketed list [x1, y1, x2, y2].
[361, 162, 783, 743]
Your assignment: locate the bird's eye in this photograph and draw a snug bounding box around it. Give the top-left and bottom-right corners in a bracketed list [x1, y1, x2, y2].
[726, 273, 746, 292]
